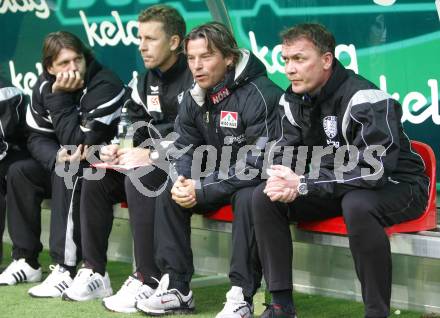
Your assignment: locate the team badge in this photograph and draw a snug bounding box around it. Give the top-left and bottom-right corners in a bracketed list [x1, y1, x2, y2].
[220, 111, 238, 128]
[323, 116, 338, 139]
[177, 91, 184, 104]
[147, 95, 162, 113]
[150, 86, 159, 94]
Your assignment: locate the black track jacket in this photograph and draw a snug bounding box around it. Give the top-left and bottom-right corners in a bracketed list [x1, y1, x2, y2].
[125, 53, 193, 147]
[0, 77, 27, 160]
[26, 59, 125, 171]
[276, 59, 429, 198]
[173, 50, 283, 206]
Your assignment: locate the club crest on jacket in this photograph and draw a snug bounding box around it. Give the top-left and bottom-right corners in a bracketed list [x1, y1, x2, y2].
[220, 111, 238, 128]
[323, 115, 338, 139]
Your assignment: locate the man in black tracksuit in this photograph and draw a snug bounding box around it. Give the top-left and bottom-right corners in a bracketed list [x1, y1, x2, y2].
[62, 5, 194, 311]
[252, 24, 428, 318]
[0, 32, 124, 296]
[0, 76, 29, 265]
[136, 22, 282, 317]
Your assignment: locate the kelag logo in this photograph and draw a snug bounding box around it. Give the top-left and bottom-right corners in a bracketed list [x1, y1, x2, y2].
[55, 0, 209, 25]
[2, 0, 439, 179]
[0, 0, 51, 19]
[54, 0, 210, 47]
[225, 1, 439, 126]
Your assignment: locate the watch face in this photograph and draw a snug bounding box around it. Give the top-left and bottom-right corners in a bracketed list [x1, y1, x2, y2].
[298, 183, 308, 195]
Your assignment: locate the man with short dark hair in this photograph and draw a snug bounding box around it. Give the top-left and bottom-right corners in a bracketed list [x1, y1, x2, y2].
[61, 5, 193, 311]
[0, 76, 28, 266]
[252, 23, 428, 318]
[135, 22, 282, 317]
[0, 31, 125, 297]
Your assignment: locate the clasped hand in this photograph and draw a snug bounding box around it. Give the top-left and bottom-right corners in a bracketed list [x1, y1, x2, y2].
[99, 144, 152, 166]
[171, 176, 197, 209]
[264, 165, 301, 203]
[56, 144, 89, 164]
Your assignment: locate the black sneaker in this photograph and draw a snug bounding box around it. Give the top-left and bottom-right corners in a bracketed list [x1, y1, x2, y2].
[261, 303, 297, 318]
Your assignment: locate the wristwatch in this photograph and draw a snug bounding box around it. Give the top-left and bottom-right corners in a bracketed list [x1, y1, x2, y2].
[297, 175, 308, 196]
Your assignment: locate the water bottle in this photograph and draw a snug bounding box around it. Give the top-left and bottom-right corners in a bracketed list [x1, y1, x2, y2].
[116, 107, 133, 149]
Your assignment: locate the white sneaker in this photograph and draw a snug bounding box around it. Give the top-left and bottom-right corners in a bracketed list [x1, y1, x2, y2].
[135, 273, 195, 316]
[61, 268, 112, 301]
[216, 286, 253, 318]
[0, 259, 42, 286]
[103, 274, 155, 313]
[28, 264, 73, 298]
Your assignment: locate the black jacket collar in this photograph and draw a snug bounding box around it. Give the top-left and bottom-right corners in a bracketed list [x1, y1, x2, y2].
[190, 49, 267, 107]
[136, 53, 189, 105]
[150, 53, 188, 82]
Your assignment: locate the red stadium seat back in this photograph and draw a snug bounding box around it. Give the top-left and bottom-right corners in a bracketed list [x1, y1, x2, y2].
[200, 141, 438, 234]
[298, 140, 437, 235]
[204, 204, 234, 222]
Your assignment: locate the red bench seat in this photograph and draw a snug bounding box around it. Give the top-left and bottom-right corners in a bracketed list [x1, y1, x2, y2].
[205, 141, 437, 236]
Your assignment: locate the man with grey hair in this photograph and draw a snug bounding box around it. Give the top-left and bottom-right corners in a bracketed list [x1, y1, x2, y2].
[252, 23, 428, 318]
[135, 22, 282, 317]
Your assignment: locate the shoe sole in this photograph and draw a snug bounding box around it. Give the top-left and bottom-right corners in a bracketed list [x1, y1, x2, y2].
[28, 288, 62, 298]
[62, 289, 113, 302]
[137, 307, 195, 316]
[0, 279, 41, 286]
[62, 293, 77, 301]
[102, 300, 138, 314]
[29, 292, 61, 298]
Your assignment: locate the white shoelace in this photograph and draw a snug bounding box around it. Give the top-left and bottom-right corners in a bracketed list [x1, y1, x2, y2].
[40, 265, 66, 285]
[151, 276, 167, 296]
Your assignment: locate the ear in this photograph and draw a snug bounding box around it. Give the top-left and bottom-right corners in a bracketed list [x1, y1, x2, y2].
[47, 65, 56, 76]
[169, 35, 181, 52]
[225, 55, 234, 68]
[322, 52, 334, 70]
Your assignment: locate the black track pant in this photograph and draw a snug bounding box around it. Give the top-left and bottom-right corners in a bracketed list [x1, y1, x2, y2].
[81, 167, 166, 286]
[252, 181, 427, 318]
[155, 181, 262, 298]
[0, 150, 29, 263]
[6, 158, 83, 266]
